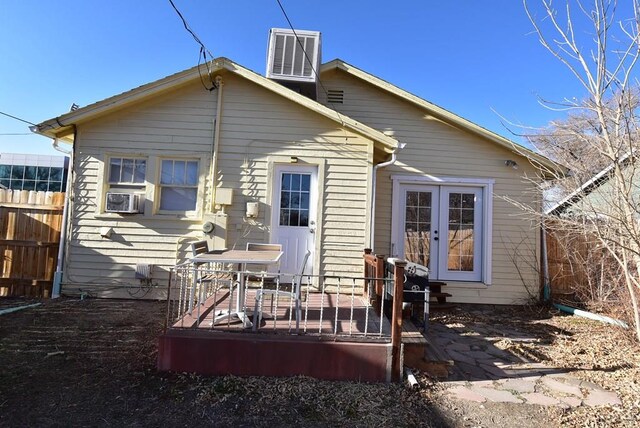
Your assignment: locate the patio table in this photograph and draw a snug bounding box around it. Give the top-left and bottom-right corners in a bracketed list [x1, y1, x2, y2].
[190, 249, 283, 328]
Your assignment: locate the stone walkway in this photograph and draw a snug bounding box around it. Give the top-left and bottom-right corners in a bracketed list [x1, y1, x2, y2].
[431, 318, 621, 408]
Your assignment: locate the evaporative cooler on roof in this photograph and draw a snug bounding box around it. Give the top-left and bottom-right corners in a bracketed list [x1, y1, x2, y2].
[266, 28, 321, 100]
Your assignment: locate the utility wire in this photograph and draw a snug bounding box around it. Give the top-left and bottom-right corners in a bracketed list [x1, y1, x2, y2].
[168, 0, 217, 91]
[274, 0, 344, 123]
[0, 111, 35, 126]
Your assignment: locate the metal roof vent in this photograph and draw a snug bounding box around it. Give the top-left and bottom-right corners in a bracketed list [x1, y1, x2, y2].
[266, 28, 321, 100]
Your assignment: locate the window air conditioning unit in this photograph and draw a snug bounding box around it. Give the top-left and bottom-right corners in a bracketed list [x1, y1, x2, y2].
[105, 192, 139, 213]
[266, 28, 321, 100]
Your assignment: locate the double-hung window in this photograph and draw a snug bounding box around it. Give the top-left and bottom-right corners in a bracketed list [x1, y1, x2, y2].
[159, 159, 199, 212]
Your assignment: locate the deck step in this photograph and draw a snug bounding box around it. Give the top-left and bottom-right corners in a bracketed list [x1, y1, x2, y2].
[429, 292, 452, 298]
[401, 320, 453, 379]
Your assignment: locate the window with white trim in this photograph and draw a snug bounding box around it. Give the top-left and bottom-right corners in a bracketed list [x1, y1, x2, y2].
[159, 159, 199, 211]
[102, 156, 147, 214]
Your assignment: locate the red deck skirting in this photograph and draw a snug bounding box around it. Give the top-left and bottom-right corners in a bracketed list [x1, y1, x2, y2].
[158, 329, 392, 382]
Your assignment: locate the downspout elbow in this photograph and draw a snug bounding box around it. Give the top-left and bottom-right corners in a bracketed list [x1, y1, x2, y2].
[52, 138, 72, 155]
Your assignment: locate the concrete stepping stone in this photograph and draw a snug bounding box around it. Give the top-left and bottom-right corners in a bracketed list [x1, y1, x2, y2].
[471, 386, 523, 403]
[470, 379, 498, 388]
[583, 389, 622, 407]
[521, 392, 560, 406]
[447, 386, 486, 403]
[558, 396, 583, 408]
[541, 376, 583, 397]
[498, 378, 536, 393]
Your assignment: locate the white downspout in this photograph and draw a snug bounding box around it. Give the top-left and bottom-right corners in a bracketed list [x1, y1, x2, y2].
[209, 75, 224, 212]
[51, 138, 73, 298]
[369, 142, 405, 251]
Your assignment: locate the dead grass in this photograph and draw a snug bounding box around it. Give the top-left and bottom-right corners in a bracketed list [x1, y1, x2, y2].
[1, 298, 636, 427]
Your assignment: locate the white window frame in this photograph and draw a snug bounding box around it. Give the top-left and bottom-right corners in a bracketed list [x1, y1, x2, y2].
[156, 157, 201, 216]
[99, 154, 148, 215]
[391, 175, 493, 285]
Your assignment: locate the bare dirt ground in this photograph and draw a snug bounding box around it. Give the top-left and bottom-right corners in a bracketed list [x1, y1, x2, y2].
[0, 298, 637, 427]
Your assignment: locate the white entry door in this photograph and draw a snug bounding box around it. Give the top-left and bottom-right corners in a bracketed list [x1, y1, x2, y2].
[395, 184, 483, 281]
[271, 165, 317, 277]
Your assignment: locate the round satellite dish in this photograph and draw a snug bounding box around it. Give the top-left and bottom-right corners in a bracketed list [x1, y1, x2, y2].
[202, 221, 215, 233]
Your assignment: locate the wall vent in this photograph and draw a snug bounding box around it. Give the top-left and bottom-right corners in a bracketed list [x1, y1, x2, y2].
[327, 89, 344, 104]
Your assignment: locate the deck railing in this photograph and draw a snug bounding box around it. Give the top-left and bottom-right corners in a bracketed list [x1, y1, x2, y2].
[165, 249, 407, 381]
[165, 263, 395, 339]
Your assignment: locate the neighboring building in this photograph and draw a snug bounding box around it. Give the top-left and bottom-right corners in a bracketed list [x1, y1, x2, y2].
[0, 153, 68, 192]
[32, 29, 560, 303]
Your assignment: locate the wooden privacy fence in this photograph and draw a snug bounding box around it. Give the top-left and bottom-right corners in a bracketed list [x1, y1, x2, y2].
[545, 227, 611, 300]
[0, 190, 65, 298]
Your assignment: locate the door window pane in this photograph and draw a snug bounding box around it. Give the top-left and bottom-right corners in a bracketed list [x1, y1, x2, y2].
[446, 193, 475, 272]
[404, 190, 432, 267]
[279, 172, 311, 226]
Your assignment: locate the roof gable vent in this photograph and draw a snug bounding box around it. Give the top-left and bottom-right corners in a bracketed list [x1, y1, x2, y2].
[327, 89, 344, 104]
[266, 28, 321, 100]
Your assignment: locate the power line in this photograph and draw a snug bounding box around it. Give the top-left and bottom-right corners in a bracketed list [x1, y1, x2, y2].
[168, 0, 217, 91]
[0, 111, 35, 126]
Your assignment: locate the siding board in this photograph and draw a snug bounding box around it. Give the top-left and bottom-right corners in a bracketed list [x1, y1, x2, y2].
[319, 68, 541, 304]
[65, 73, 374, 297]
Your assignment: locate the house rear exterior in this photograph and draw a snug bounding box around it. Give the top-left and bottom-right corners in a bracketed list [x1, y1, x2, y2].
[34, 34, 557, 304]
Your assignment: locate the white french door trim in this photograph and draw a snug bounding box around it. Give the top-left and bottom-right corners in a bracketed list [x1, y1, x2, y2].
[391, 175, 493, 284]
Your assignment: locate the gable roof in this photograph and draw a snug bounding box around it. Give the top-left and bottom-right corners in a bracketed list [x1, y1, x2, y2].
[32, 57, 399, 152]
[545, 152, 633, 215]
[321, 59, 564, 175]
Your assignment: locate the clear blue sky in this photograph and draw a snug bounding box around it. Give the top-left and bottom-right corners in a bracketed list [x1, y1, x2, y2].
[0, 1, 605, 156]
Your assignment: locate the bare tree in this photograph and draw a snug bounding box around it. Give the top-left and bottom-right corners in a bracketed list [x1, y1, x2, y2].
[523, 0, 640, 340]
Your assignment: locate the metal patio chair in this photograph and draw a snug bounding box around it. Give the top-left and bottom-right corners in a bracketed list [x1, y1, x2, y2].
[253, 250, 311, 332]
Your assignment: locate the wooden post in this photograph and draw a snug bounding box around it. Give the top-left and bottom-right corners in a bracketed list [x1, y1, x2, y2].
[391, 259, 406, 382]
[363, 248, 372, 299]
[375, 255, 385, 297]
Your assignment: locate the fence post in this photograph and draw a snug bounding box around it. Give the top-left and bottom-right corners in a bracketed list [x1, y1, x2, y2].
[391, 259, 406, 382]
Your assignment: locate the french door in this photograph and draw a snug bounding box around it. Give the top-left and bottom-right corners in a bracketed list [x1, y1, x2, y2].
[397, 184, 483, 281]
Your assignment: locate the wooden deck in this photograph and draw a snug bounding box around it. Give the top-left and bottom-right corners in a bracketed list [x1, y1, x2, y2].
[161, 286, 451, 380]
